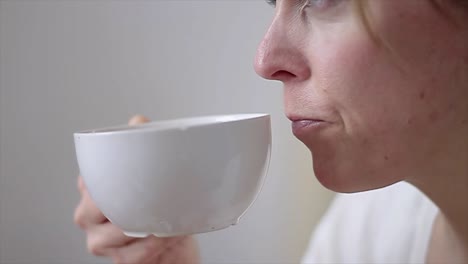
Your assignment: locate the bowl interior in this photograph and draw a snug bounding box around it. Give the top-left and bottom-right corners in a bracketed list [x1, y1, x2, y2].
[75, 113, 269, 135]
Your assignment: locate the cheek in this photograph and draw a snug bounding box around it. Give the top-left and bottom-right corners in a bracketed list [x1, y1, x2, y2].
[316, 35, 408, 133]
[310, 31, 457, 190]
[300, 1, 466, 192]
[308, 33, 435, 190]
[306, 40, 404, 190]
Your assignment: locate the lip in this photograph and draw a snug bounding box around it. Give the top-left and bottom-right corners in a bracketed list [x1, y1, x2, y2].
[289, 118, 327, 138]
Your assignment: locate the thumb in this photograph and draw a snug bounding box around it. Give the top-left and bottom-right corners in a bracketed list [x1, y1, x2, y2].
[128, 115, 150, 126]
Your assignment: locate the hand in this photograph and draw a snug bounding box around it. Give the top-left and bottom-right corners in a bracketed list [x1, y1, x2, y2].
[74, 115, 200, 264]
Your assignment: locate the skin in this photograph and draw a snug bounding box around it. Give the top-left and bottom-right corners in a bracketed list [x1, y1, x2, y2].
[255, 0, 468, 262]
[74, 116, 200, 264]
[75, 0, 468, 263]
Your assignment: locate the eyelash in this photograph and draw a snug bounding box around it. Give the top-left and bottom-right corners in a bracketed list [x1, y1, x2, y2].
[266, 0, 276, 7]
[266, 0, 332, 9]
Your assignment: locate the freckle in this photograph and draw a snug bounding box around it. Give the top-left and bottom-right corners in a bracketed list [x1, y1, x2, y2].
[384, 156, 389, 161]
[429, 111, 439, 122]
[419, 91, 425, 100]
[407, 118, 413, 125]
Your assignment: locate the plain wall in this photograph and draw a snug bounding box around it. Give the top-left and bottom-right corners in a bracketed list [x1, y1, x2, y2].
[0, 1, 334, 263]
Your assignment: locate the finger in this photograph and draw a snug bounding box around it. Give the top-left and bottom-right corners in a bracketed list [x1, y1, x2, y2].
[145, 237, 186, 264]
[86, 222, 137, 256]
[74, 191, 107, 229]
[158, 241, 178, 264]
[159, 237, 199, 264]
[128, 115, 150, 126]
[77, 176, 86, 195]
[111, 235, 180, 264]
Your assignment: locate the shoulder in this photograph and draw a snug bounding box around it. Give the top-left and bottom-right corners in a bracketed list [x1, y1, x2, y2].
[302, 182, 438, 264]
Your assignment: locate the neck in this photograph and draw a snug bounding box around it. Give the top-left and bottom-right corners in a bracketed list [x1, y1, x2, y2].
[407, 136, 468, 262]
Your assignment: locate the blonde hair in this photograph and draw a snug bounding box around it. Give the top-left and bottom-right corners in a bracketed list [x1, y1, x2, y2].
[355, 0, 466, 34]
[353, 0, 466, 72]
[353, 1, 407, 71]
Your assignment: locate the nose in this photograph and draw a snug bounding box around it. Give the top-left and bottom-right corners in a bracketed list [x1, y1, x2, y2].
[254, 13, 311, 83]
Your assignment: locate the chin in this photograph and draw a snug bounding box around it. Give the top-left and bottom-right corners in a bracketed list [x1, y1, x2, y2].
[310, 151, 401, 194]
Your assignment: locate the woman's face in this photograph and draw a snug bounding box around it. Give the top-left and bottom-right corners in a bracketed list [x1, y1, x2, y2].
[255, 0, 468, 192]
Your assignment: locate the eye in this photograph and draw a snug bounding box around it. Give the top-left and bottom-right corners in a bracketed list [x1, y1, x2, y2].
[265, 0, 342, 11]
[306, 0, 327, 7]
[303, 0, 342, 10]
[265, 0, 276, 7]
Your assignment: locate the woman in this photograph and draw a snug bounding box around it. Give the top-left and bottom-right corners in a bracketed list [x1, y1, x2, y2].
[74, 0, 468, 263]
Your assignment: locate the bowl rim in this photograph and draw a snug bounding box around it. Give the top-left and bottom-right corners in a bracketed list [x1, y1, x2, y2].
[74, 113, 270, 136]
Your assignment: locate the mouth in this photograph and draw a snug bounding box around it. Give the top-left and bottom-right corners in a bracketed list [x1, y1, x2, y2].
[287, 116, 328, 138]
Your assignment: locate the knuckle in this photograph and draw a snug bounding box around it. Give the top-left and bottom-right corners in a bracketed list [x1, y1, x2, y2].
[73, 206, 86, 229]
[87, 243, 100, 256]
[87, 236, 103, 256]
[77, 177, 84, 190]
[111, 252, 127, 264]
[113, 257, 125, 264]
[144, 237, 159, 256]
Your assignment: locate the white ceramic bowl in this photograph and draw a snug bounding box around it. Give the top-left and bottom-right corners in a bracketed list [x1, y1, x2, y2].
[74, 113, 271, 237]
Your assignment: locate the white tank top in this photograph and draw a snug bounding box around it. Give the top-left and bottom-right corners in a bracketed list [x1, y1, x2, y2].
[302, 182, 438, 263]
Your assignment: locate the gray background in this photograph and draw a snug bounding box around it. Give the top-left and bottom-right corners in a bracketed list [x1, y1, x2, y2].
[0, 1, 334, 263]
